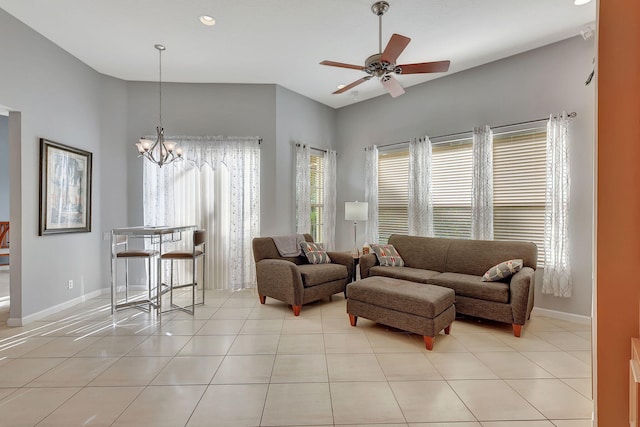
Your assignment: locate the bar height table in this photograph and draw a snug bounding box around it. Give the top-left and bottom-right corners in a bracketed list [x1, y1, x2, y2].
[110, 225, 197, 320]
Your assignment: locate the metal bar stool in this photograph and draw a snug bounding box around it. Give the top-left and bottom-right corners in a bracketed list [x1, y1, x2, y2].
[161, 229, 206, 314]
[111, 234, 160, 313]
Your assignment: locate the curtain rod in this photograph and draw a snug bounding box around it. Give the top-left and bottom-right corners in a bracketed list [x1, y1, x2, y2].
[371, 112, 577, 150]
[295, 143, 333, 154]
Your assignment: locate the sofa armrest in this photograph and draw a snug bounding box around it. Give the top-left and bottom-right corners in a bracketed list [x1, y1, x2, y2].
[509, 266, 535, 325]
[255, 259, 304, 305]
[359, 253, 378, 279]
[326, 252, 355, 282]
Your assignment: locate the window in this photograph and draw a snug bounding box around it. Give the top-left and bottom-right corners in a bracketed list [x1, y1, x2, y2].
[376, 127, 547, 262]
[309, 153, 324, 243]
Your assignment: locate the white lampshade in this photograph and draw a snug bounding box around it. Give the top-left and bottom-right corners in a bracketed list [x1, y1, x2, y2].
[345, 201, 368, 221]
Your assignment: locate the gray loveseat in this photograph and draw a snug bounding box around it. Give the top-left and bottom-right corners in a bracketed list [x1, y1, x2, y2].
[252, 234, 354, 316]
[359, 234, 538, 336]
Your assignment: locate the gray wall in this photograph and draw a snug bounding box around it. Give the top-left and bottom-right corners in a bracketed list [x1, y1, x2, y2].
[0, 115, 7, 220]
[335, 36, 595, 317]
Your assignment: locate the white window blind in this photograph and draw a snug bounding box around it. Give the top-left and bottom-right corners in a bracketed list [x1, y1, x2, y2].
[378, 150, 409, 243]
[310, 153, 324, 243]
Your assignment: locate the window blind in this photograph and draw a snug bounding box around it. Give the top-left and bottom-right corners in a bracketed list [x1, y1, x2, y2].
[310, 154, 324, 243]
[378, 150, 409, 243]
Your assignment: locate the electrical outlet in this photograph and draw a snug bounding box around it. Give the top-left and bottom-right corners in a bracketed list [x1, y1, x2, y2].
[68, 280, 73, 290]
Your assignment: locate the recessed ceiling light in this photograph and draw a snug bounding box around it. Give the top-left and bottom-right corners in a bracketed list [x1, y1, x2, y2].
[574, 0, 592, 5]
[337, 84, 346, 90]
[200, 15, 216, 26]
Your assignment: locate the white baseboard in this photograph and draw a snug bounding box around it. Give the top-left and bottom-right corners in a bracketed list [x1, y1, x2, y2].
[531, 306, 592, 325]
[7, 288, 105, 326]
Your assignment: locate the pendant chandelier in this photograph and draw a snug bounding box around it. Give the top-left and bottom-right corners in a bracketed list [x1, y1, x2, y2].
[136, 44, 182, 167]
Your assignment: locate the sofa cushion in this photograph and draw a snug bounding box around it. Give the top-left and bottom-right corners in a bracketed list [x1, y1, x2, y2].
[444, 239, 538, 276]
[388, 235, 450, 271]
[482, 259, 523, 282]
[298, 263, 348, 288]
[369, 266, 440, 283]
[427, 272, 510, 304]
[370, 244, 405, 267]
[300, 242, 331, 264]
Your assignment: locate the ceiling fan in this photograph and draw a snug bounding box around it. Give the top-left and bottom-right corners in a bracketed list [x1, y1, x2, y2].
[320, 1, 450, 98]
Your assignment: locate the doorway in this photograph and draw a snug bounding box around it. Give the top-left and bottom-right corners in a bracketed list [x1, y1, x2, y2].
[0, 112, 9, 324]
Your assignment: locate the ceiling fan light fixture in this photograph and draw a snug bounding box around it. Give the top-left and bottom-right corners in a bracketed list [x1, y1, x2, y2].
[573, 0, 592, 5]
[199, 15, 216, 26]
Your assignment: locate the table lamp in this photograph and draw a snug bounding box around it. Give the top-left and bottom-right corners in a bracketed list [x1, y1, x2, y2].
[345, 201, 368, 256]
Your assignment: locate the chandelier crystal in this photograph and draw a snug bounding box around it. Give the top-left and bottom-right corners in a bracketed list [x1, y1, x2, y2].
[136, 44, 182, 167]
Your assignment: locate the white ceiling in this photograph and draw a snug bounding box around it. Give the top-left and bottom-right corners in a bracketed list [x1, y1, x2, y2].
[0, 0, 596, 109]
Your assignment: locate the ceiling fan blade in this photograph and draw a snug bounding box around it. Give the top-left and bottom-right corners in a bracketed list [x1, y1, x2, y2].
[333, 76, 373, 94]
[381, 74, 405, 98]
[381, 34, 411, 64]
[320, 60, 365, 71]
[396, 60, 451, 74]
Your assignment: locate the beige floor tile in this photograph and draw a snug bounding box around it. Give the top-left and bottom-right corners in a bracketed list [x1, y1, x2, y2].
[282, 317, 324, 334]
[0, 336, 54, 357]
[526, 316, 566, 332]
[450, 379, 545, 421]
[261, 382, 333, 426]
[424, 334, 469, 353]
[0, 358, 65, 387]
[408, 423, 480, 427]
[322, 316, 365, 334]
[23, 336, 101, 358]
[89, 356, 172, 386]
[494, 332, 561, 352]
[480, 422, 555, 426]
[37, 386, 143, 427]
[390, 380, 476, 422]
[376, 353, 442, 381]
[248, 304, 288, 319]
[548, 420, 594, 427]
[92, 319, 160, 337]
[327, 353, 386, 382]
[271, 354, 328, 383]
[520, 351, 591, 378]
[151, 355, 223, 385]
[154, 319, 206, 335]
[531, 331, 591, 351]
[177, 335, 235, 356]
[546, 318, 592, 332]
[27, 357, 117, 387]
[561, 378, 593, 399]
[222, 298, 257, 308]
[126, 335, 191, 356]
[567, 350, 592, 364]
[325, 333, 374, 353]
[425, 352, 498, 380]
[75, 335, 147, 357]
[0, 387, 16, 401]
[196, 319, 246, 335]
[331, 382, 405, 424]
[211, 307, 253, 320]
[277, 334, 325, 354]
[187, 384, 268, 427]
[365, 328, 425, 353]
[111, 385, 206, 427]
[211, 354, 275, 384]
[507, 378, 594, 419]
[474, 352, 554, 379]
[171, 306, 218, 320]
[0, 387, 79, 426]
[239, 319, 284, 334]
[228, 334, 280, 354]
[453, 332, 514, 352]
[571, 330, 592, 341]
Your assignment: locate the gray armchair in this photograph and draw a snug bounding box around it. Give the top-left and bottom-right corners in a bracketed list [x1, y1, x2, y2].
[252, 234, 354, 316]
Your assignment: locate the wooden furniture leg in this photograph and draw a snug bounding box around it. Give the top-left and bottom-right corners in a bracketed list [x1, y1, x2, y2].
[424, 336, 434, 351]
[259, 295, 266, 304]
[444, 324, 451, 335]
[512, 324, 522, 337]
[349, 313, 358, 326]
[292, 305, 301, 316]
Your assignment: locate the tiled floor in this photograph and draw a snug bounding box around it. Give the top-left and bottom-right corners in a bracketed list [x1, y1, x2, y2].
[0, 288, 593, 426]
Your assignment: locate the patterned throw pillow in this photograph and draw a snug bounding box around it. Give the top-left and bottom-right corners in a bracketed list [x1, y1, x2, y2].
[370, 244, 405, 267]
[300, 242, 332, 264]
[482, 259, 523, 282]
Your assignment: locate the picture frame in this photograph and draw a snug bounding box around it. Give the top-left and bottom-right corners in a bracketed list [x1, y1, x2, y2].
[39, 138, 92, 235]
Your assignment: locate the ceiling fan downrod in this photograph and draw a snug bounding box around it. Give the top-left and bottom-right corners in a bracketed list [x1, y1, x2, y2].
[371, 1, 390, 54]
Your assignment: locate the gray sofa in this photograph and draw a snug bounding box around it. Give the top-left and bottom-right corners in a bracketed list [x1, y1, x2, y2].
[252, 234, 354, 316]
[359, 234, 538, 336]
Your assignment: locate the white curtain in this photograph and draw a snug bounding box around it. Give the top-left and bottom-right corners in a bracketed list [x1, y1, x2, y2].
[295, 144, 311, 234]
[364, 145, 379, 245]
[143, 136, 260, 291]
[408, 136, 434, 237]
[322, 149, 337, 250]
[543, 113, 572, 297]
[471, 125, 494, 240]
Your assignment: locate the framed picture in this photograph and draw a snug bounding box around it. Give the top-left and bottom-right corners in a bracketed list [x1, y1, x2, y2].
[39, 138, 92, 235]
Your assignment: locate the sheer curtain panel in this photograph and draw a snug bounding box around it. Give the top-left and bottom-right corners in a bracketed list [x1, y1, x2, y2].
[143, 136, 260, 291]
[471, 125, 494, 240]
[408, 136, 434, 236]
[364, 145, 379, 245]
[322, 149, 337, 250]
[542, 113, 572, 297]
[295, 144, 311, 234]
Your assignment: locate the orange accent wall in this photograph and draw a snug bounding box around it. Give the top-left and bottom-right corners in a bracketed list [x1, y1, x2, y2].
[597, 0, 640, 424]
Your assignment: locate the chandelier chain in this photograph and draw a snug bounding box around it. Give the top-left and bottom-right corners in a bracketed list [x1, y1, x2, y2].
[159, 46, 162, 128]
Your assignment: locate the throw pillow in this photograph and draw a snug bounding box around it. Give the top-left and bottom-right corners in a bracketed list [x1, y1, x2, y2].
[300, 242, 332, 264]
[482, 259, 523, 282]
[370, 244, 405, 267]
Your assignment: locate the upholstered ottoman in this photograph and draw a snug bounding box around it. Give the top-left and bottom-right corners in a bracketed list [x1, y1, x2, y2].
[346, 276, 455, 350]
